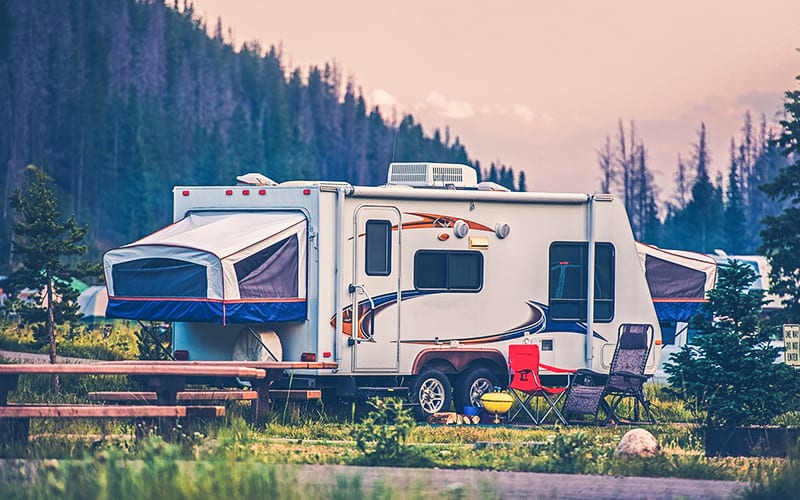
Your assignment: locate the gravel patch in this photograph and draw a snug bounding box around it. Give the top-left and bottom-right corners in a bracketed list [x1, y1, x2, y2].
[290, 464, 748, 499]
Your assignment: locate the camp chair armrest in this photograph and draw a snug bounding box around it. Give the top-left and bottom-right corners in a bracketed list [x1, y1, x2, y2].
[575, 368, 604, 378]
[608, 370, 648, 381]
[539, 363, 575, 374]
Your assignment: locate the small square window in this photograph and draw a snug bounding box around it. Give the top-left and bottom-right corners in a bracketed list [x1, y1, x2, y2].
[365, 220, 392, 276]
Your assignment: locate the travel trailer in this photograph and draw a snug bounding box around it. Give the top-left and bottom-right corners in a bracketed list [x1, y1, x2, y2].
[635, 243, 717, 382]
[103, 162, 662, 417]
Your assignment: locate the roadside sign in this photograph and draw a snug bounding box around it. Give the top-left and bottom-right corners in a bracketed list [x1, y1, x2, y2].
[783, 324, 800, 366]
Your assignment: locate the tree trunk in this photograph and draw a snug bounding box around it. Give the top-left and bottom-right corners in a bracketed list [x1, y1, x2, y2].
[46, 270, 59, 393]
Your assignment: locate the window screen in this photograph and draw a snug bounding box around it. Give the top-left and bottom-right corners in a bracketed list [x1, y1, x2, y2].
[113, 258, 207, 298]
[234, 236, 299, 298]
[414, 251, 483, 291]
[548, 242, 615, 321]
[365, 220, 392, 276]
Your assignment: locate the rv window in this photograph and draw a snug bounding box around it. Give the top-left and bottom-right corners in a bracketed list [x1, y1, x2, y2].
[548, 242, 615, 322]
[414, 250, 483, 291]
[365, 220, 392, 276]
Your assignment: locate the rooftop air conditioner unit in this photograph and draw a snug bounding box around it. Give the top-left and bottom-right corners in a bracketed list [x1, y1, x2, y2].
[387, 162, 478, 188]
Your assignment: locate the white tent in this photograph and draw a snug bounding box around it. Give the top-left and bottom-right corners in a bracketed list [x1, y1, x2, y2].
[103, 211, 307, 324]
[635, 242, 718, 322]
[77, 285, 109, 320]
[711, 252, 782, 310]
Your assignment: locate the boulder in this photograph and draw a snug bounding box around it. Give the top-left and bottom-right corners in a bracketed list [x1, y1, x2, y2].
[614, 428, 660, 457]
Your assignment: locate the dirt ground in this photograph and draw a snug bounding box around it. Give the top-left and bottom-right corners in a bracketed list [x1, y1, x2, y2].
[291, 464, 748, 499]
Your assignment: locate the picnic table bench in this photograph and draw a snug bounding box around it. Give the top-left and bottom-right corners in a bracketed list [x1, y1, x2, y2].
[87, 388, 323, 402]
[84, 360, 334, 420]
[0, 360, 335, 444]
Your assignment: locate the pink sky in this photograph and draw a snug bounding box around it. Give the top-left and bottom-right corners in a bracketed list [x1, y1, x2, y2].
[189, 0, 800, 198]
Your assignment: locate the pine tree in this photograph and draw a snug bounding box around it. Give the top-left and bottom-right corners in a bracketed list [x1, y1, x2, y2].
[517, 170, 527, 192]
[724, 139, 747, 253]
[9, 166, 95, 390]
[664, 260, 798, 427]
[674, 154, 691, 211]
[685, 123, 724, 253]
[597, 134, 615, 193]
[759, 71, 800, 321]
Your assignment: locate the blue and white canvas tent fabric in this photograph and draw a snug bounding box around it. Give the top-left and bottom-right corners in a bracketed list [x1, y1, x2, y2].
[635, 243, 717, 322]
[103, 211, 307, 324]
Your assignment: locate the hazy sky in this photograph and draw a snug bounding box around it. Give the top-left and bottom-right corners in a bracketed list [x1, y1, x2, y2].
[189, 0, 800, 196]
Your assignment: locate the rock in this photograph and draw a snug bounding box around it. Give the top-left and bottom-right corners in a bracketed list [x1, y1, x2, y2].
[615, 428, 660, 457]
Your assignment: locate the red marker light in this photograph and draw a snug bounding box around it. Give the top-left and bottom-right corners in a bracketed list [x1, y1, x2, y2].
[242, 189, 250, 195]
[182, 190, 190, 196]
[225, 189, 233, 196]
[258, 189, 266, 195]
[323, 351, 332, 358]
[303, 188, 311, 195]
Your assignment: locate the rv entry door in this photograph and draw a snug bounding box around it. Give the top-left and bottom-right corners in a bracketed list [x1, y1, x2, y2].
[351, 206, 401, 371]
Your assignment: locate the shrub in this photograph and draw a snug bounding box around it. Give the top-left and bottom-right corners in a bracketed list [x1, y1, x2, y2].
[539, 429, 613, 474]
[351, 397, 432, 467]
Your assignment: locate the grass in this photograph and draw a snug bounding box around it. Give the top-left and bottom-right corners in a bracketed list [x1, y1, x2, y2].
[0, 320, 796, 496]
[0, 379, 786, 482]
[0, 438, 484, 500]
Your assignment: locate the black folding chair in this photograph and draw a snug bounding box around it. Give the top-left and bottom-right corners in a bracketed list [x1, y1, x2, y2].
[562, 323, 655, 425]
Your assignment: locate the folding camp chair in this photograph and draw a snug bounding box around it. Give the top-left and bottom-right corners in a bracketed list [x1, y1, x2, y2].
[562, 323, 656, 425]
[507, 344, 574, 425]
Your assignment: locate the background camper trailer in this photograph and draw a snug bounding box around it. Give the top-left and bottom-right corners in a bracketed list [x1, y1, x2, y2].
[103, 162, 662, 418]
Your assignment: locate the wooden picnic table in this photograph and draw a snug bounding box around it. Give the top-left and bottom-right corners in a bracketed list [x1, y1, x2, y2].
[0, 360, 337, 433]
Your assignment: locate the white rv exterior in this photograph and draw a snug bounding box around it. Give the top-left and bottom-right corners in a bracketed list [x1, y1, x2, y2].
[104, 163, 661, 417]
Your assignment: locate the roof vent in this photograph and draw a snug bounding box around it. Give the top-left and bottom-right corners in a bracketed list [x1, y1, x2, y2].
[387, 162, 478, 188]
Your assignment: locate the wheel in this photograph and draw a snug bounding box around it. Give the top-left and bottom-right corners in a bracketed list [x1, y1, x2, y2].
[454, 368, 500, 410]
[409, 369, 452, 420]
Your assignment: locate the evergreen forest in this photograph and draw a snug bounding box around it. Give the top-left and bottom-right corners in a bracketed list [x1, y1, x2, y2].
[0, 0, 795, 274]
[0, 0, 523, 271]
[601, 116, 789, 254]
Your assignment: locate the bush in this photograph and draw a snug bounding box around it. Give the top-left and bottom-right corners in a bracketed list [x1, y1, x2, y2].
[351, 397, 433, 467]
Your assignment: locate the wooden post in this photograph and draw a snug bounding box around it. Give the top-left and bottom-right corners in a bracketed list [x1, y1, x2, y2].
[142, 375, 185, 440]
[0, 374, 19, 406]
[0, 418, 29, 447]
[250, 377, 271, 425]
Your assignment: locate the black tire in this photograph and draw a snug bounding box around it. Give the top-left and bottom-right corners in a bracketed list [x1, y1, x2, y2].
[409, 369, 452, 420]
[454, 367, 500, 411]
